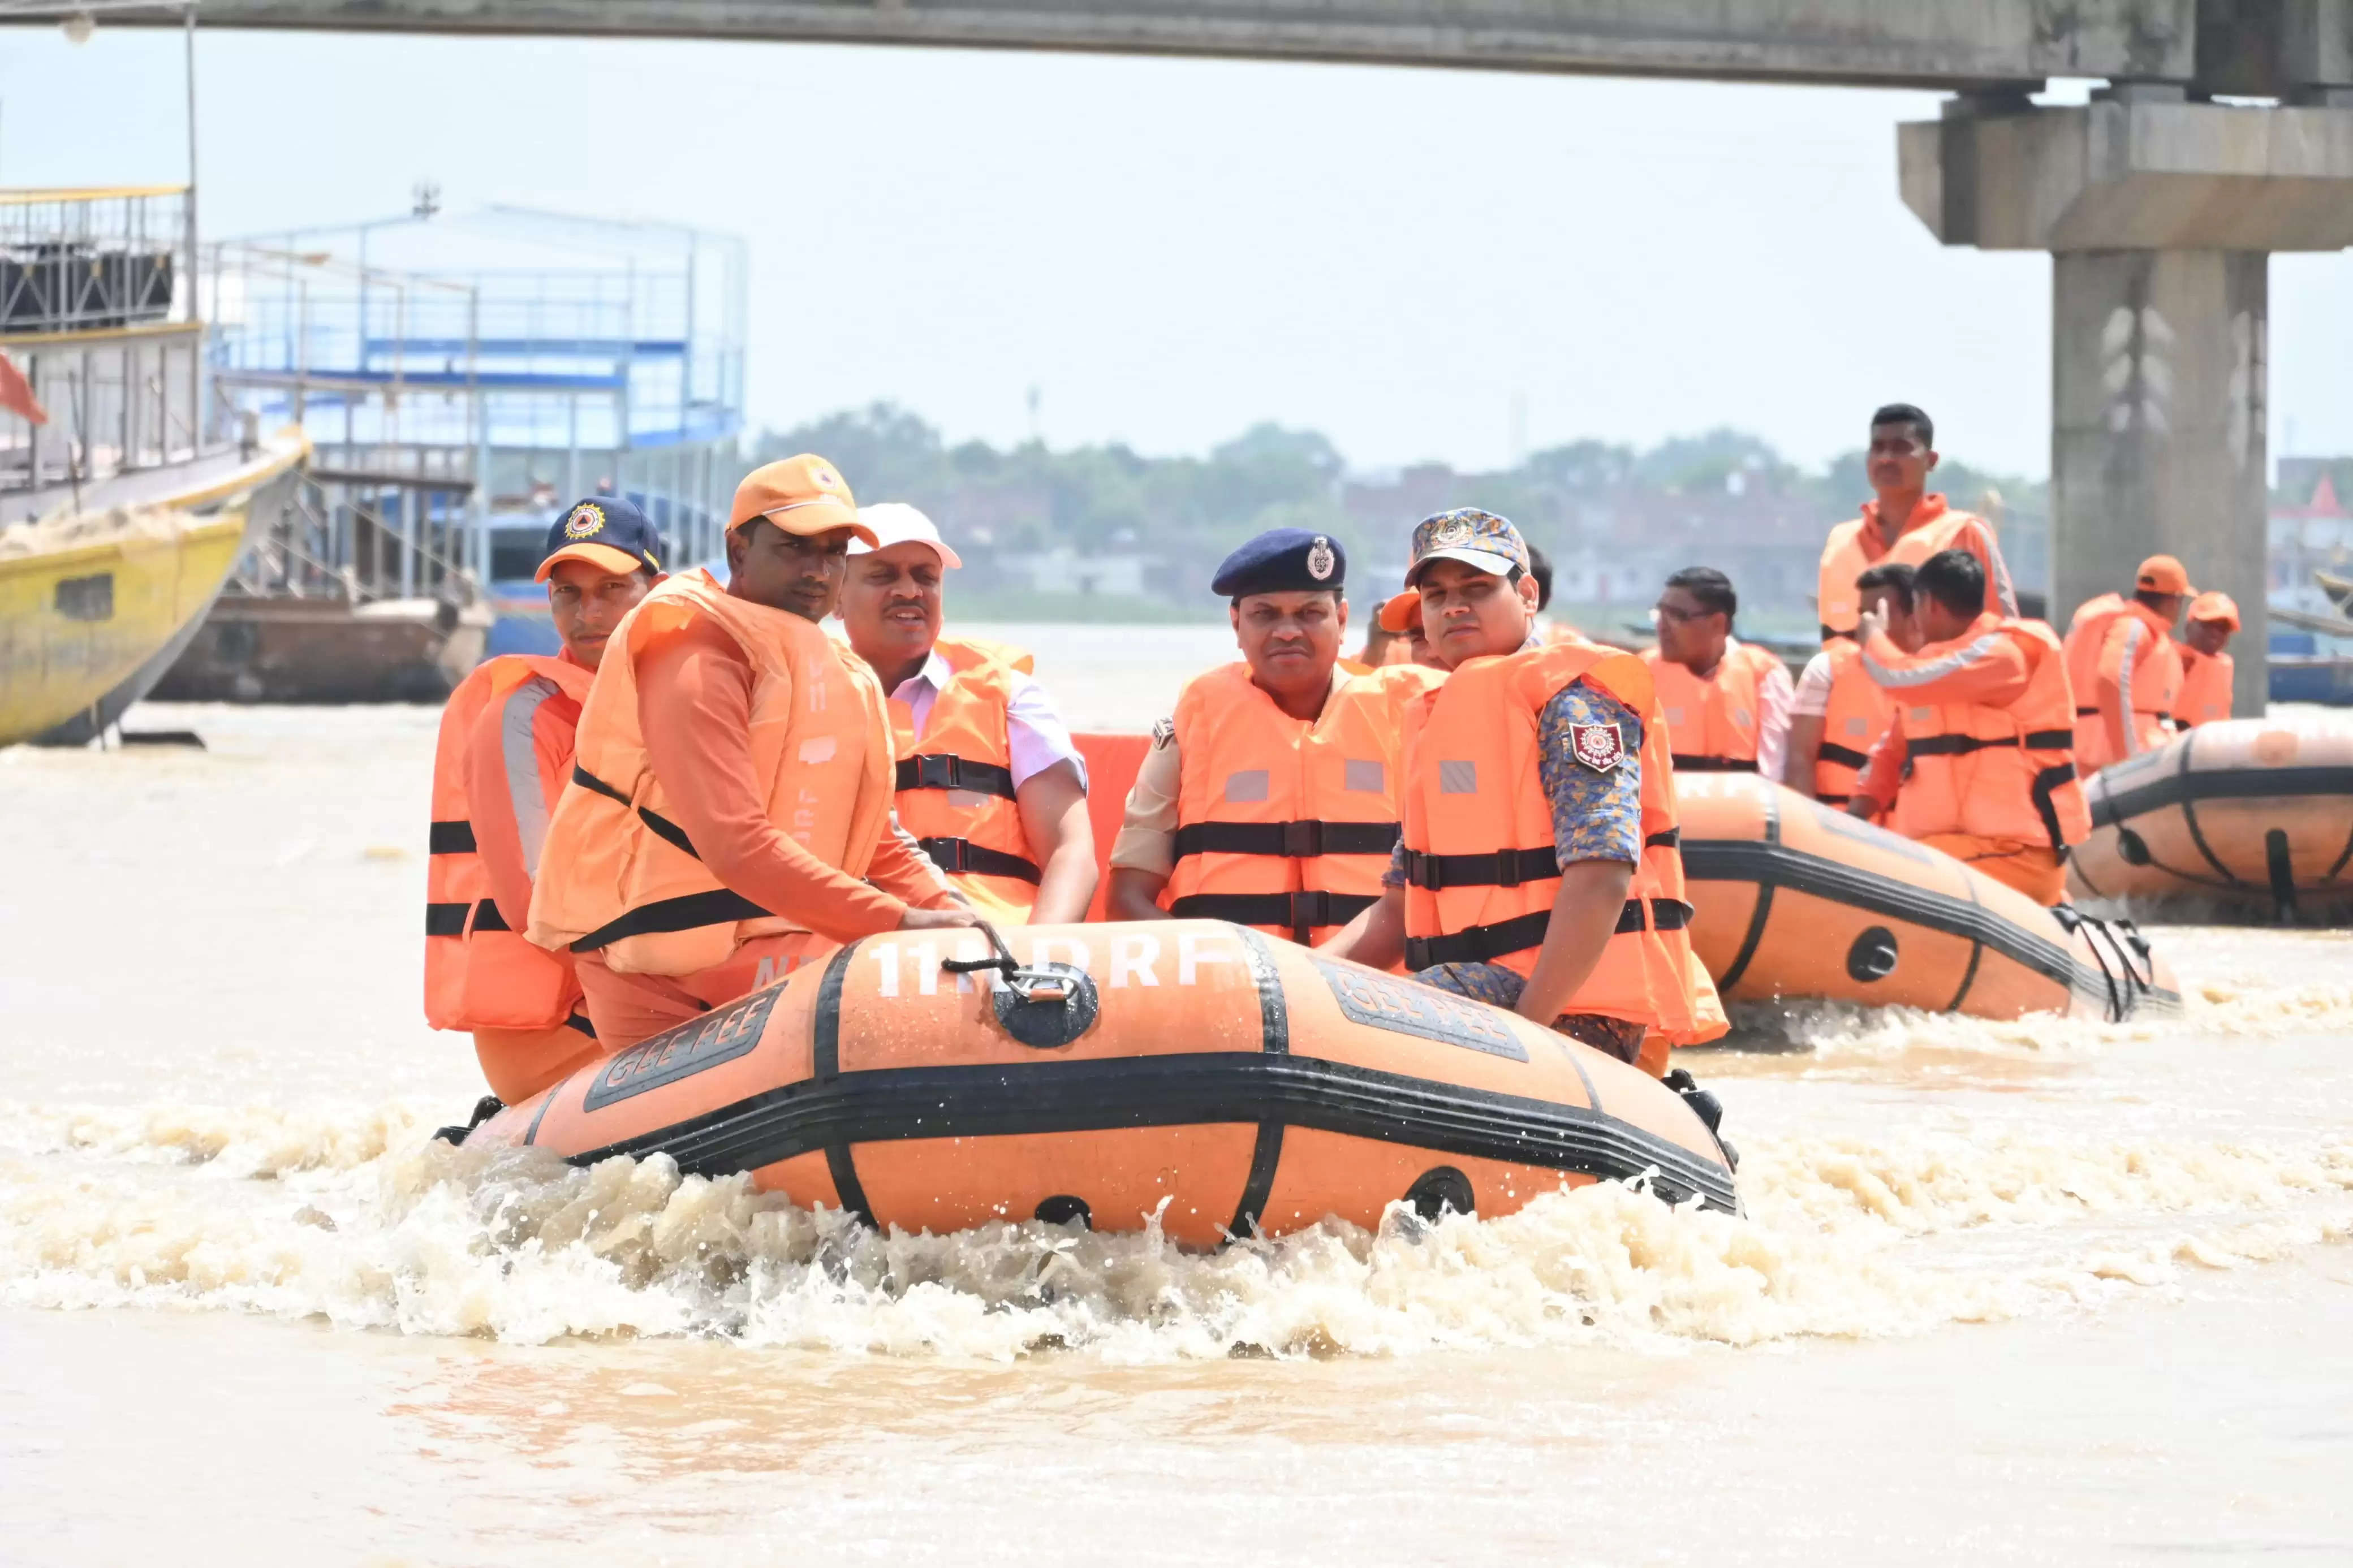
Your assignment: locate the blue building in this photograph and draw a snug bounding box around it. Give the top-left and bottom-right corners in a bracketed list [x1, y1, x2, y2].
[209, 203, 744, 655]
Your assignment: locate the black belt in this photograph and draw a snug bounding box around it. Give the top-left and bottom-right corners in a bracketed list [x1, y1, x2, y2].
[2076, 705, 2169, 722]
[572, 763, 703, 859]
[1908, 729, 2075, 757]
[1169, 889, 1377, 933]
[1671, 756, 1757, 773]
[1406, 830, 1681, 891]
[566, 764, 777, 952]
[424, 897, 508, 937]
[917, 836, 1042, 884]
[1174, 819, 1400, 861]
[1816, 741, 1871, 770]
[428, 819, 476, 854]
[1404, 898, 1693, 970]
[895, 753, 1018, 800]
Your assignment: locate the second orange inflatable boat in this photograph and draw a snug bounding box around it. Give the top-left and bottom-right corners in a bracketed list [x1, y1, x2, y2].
[1676, 774, 2177, 1022]
[475, 920, 1740, 1238]
[1070, 733, 2177, 1027]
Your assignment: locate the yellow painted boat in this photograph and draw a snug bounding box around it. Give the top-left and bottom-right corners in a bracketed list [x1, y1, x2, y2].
[0, 430, 308, 745]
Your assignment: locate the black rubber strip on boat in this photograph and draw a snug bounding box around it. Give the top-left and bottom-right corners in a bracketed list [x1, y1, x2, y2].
[1712, 785, 1780, 993]
[1228, 928, 1290, 1241]
[811, 942, 875, 1225]
[2090, 762, 2353, 828]
[564, 1051, 1740, 1216]
[1680, 834, 2081, 994]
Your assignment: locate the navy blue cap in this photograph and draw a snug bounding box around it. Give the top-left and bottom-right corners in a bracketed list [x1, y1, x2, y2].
[1210, 528, 1347, 598]
[536, 496, 665, 582]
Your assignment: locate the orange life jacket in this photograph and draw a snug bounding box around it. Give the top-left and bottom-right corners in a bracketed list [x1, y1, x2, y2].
[2063, 594, 2182, 767]
[1398, 642, 1728, 1048]
[425, 654, 597, 1032]
[1813, 638, 1897, 805]
[1888, 615, 2091, 851]
[2174, 645, 2234, 728]
[1643, 641, 1783, 772]
[1167, 661, 1444, 945]
[525, 568, 896, 977]
[890, 634, 1045, 925]
[1817, 497, 1988, 637]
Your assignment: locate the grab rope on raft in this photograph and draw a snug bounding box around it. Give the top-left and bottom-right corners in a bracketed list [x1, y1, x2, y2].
[2049, 906, 2161, 1023]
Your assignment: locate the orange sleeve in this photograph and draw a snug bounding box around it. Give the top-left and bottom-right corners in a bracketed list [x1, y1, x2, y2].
[865, 817, 962, 910]
[637, 621, 910, 943]
[1952, 517, 2020, 619]
[1858, 625, 2031, 706]
[465, 677, 578, 930]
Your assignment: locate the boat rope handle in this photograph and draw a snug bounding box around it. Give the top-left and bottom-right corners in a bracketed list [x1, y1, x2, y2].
[939, 919, 1074, 1004]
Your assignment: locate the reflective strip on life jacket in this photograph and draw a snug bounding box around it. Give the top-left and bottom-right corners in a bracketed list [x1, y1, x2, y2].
[424, 653, 596, 1035]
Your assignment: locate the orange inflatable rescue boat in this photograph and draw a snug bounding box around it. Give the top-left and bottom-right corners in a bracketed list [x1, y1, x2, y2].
[2068, 716, 2353, 921]
[1677, 774, 2177, 1022]
[473, 919, 1740, 1237]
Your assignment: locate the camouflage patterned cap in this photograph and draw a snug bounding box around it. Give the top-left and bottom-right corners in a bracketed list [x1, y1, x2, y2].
[1404, 508, 1529, 586]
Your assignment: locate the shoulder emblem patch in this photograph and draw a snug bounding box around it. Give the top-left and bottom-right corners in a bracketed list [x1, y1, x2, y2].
[1152, 716, 1175, 750]
[1568, 722, 1628, 774]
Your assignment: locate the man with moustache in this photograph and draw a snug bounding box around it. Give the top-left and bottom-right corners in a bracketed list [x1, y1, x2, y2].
[526, 456, 976, 1051]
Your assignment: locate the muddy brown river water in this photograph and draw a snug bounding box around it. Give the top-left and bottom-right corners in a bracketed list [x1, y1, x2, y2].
[4, 626, 2349, 1565]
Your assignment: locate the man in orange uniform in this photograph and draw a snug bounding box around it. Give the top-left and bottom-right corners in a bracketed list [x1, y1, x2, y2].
[835, 502, 1097, 925]
[2063, 554, 2192, 772]
[1321, 510, 1725, 1075]
[526, 456, 977, 1051]
[1783, 563, 1919, 805]
[2175, 591, 2240, 729]
[1108, 529, 1443, 947]
[1817, 403, 2016, 641]
[1643, 567, 1794, 779]
[1374, 591, 1445, 668]
[425, 497, 662, 1104]
[1847, 550, 2089, 905]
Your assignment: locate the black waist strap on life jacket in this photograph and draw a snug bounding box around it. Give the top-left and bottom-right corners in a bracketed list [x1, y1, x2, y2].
[1168, 889, 1378, 936]
[1815, 741, 1872, 771]
[423, 897, 512, 938]
[428, 819, 476, 854]
[2029, 761, 2082, 855]
[1404, 898, 1694, 970]
[895, 753, 1019, 800]
[565, 764, 777, 952]
[1403, 845, 1558, 891]
[1407, 829, 1680, 891]
[1670, 755, 1759, 773]
[1907, 728, 2075, 757]
[1173, 819, 1402, 862]
[2075, 705, 2170, 720]
[916, 835, 1042, 885]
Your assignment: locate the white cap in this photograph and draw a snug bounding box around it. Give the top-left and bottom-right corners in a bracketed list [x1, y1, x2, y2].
[850, 503, 963, 569]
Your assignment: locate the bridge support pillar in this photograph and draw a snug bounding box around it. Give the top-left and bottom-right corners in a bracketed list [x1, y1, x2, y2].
[1902, 93, 2353, 717]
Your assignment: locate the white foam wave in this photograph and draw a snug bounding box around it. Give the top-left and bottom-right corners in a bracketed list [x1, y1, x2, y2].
[3, 1109, 2345, 1359]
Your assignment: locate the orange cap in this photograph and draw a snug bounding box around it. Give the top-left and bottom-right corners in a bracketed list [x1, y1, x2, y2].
[728, 454, 873, 544]
[1377, 589, 1422, 634]
[2188, 590, 2240, 630]
[2135, 555, 2195, 595]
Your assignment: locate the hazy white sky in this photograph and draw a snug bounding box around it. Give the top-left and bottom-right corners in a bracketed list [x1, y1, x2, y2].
[5, 22, 2348, 479]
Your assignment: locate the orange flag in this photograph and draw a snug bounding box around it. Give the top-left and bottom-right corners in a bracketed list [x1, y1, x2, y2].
[0, 350, 48, 426]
